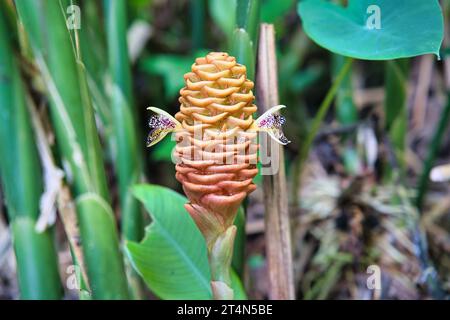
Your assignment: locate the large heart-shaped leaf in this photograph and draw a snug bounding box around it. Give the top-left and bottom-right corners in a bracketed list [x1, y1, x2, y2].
[125, 184, 247, 300]
[298, 0, 444, 60]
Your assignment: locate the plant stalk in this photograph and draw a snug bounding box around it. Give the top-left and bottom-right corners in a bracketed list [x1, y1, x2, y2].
[333, 54, 357, 125]
[208, 226, 237, 300]
[384, 59, 409, 178]
[191, 0, 205, 50]
[104, 0, 145, 299]
[232, 0, 260, 79]
[257, 23, 295, 300]
[292, 57, 353, 207]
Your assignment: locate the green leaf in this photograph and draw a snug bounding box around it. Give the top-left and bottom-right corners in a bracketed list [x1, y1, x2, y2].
[126, 184, 247, 300]
[140, 55, 188, 100]
[140, 51, 209, 100]
[152, 138, 176, 162]
[298, 0, 444, 60]
[290, 64, 323, 92]
[231, 207, 245, 277]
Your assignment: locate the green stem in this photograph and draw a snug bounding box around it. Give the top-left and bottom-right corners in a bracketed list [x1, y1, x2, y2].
[415, 93, 450, 210]
[78, 0, 111, 138]
[208, 226, 237, 300]
[105, 0, 144, 243]
[384, 59, 409, 179]
[292, 58, 353, 206]
[231, 0, 260, 80]
[0, 10, 62, 299]
[11, 219, 62, 299]
[191, 0, 205, 50]
[301, 58, 353, 164]
[104, 0, 145, 299]
[236, 0, 260, 45]
[332, 54, 359, 175]
[332, 54, 357, 125]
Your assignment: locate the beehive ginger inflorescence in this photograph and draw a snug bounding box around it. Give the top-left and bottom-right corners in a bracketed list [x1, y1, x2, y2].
[146, 52, 288, 243]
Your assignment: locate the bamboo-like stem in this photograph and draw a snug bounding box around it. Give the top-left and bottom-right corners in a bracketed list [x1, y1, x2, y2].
[16, 0, 129, 299]
[257, 24, 295, 300]
[104, 0, 145, 299]
[26, 93, 91, 297]
[229, 0, 260, 279]
[236, 0, 260, 49]
[0, 10, 62, 299]
[78, 1, 111, 140]
[191, 0, 205, 50]
[104, 0, 144, 243]
[232, 0, 260, 80]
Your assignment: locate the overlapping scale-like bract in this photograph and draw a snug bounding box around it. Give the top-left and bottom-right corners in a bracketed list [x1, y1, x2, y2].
[174, 52, 258, 239]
